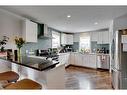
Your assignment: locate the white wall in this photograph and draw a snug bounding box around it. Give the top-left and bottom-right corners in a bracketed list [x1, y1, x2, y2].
[113, 14, 127, 31]
[0, 9, 22, 50]
[109, 20, 113, 72]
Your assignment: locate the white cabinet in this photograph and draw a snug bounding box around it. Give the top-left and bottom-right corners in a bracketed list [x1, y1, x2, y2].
[67, 34, 73, 44]
[59, 53, 70, 66]
[61, 33, 73, 45]
[82, 54, 96, 68]
[59, 52, 97, 69]
[70, 53, 75, 65]
[121, 35, 127, 52]
[90, 32, 98, 41]
[102, 31, 109, 44]
[97, 32, 103, 44]
[82, 54, 89, 67]
[70, 53, 96, 69]
[97, 31, 109, 44]
[74, 53, 83, 66]
[122, 35, 127, 43]
[90, 31, 109, 44]
[61, 33, 67, 45]
[22, 19, 37, 42]
[89, 54, 97, 68]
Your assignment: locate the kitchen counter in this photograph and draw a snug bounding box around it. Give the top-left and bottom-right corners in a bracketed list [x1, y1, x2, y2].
[0, 56, 59, 71]
[70, 52, 109, 55]
[96, 53, 110, 56]
[0, 55, 65, 89]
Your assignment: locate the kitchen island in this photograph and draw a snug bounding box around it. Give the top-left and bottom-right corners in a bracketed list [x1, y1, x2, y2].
[0, 56, 65, 89]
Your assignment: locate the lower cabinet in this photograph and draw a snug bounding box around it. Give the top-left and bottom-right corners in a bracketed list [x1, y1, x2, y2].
[59, 52, 97, 69]
[70, 53, 97, 69]
[59, 53, 70, 66]
[82, 54, 89, 67]
[74, 53, 83, 66]
[88, 54, 97, 68]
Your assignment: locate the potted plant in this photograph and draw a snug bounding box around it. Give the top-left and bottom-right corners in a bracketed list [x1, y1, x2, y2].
[0, 36, 9, 52]
[14, 36, 25, 61]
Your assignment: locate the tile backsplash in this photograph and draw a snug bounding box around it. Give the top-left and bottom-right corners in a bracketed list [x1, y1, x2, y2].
[21, 38, 52, 55]
[91, 41, 109, 53]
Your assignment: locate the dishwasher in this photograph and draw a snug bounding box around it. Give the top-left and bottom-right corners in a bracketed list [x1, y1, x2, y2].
[97, 54, 110, 69]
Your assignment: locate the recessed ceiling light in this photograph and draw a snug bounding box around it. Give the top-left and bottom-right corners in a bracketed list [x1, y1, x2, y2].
[94, 22, 98, 25]
[67, 15, 71, 18]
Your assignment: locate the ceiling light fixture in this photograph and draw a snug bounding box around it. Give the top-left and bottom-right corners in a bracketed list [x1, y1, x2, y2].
[67, 15, 71, 18]
[94, 22, 98, 25]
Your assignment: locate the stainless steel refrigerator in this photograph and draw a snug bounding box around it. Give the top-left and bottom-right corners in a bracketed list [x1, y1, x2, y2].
[111, 29, 127, 89]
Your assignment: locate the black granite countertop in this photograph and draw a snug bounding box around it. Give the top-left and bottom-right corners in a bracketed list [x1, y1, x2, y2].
[0, 56, 59, 71]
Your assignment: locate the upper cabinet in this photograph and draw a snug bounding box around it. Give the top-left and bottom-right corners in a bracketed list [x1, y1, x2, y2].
[97, 31, 109, 44]
[90, 30, 109, 44]
[61, 33, 67, 45]
[61, 33, 73, 45]
[102, 31, 109, 44]
[122, 35, 127, 43]
[90, 32, 98, 42]
[67, 34, 73, 44]
[22, 19, 37, 42]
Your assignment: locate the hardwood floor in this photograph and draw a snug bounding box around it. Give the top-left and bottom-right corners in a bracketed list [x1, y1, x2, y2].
[65, 65, 112, 89]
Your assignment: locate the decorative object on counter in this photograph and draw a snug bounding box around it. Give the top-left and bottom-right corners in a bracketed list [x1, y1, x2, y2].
[0, 36, 9, 52]
[14, 37, 25, 62]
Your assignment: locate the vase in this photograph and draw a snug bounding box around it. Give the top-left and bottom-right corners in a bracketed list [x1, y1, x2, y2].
[18, 48, 21, 62]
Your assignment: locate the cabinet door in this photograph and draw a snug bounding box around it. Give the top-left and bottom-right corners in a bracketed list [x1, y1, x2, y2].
[74, 53, 82, 66]
[91, 32, 98, 41]
[122, 35, 127, 43]
[82, 54, 90, 67]
[59, 53, 70, 66]
[97, 32, 103, 44]
[89, 55, 96, 68]
[65, 53, 70, 66]
[102, 31, 109, 44]
[70, 53, 75, 65]
[66, 34, 73, 45]
[23, 20, 37, 42]
[61, 33, 67, 45]
[59, 55, 65, 64]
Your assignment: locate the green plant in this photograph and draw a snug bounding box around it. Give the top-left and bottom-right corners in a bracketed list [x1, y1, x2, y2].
[0, 36, 9, 52]
[15, 37, 25, 49]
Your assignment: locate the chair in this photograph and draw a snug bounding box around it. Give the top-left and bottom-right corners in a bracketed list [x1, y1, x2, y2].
[5, 78, 42, 89]
[0, 71, 19, 83]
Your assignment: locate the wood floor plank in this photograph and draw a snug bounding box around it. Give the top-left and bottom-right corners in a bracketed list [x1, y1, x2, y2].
[65, 66, 112, 89]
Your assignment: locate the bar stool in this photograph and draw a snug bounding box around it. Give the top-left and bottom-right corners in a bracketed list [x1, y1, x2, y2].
[0, 71, 19, 83]
[5, 79, 42, 89]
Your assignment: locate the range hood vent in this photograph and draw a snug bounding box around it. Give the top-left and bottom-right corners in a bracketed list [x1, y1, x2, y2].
[38, 24, 53, 39]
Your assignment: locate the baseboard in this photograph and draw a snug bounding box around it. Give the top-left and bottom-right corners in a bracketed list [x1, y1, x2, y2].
[66, 64, 97, 70]
[65, 65, 71, 68]
[97, 68, 109, 71]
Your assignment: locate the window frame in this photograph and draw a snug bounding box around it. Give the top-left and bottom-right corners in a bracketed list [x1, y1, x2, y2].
[51, 30, 60, 48]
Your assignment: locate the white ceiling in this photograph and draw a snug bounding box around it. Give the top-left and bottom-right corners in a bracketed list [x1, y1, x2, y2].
[1, 6, 127, 33]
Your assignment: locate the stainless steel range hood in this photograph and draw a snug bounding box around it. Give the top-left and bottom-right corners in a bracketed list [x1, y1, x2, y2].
[38, 24, 53, 39]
